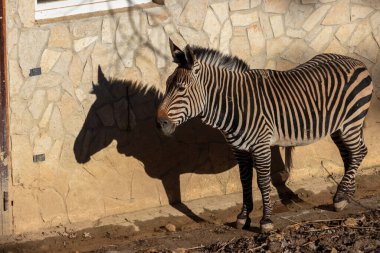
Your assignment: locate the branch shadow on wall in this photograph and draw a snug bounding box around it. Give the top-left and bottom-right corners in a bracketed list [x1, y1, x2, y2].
[73, 67, 301, 222]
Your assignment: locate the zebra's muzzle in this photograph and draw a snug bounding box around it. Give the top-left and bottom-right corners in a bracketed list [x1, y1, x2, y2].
[156, 115, 176, 136]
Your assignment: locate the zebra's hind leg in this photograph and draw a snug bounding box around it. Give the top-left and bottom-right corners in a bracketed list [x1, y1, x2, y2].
[253, 145, 274, 233]
[234, 150, 254, 229]
[331, 127, 368, 212]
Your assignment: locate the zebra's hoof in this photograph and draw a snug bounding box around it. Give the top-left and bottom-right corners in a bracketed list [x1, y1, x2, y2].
[260, 222, 274, 233]
[236, 217, 251, 229]
[334, 199, 348, 212]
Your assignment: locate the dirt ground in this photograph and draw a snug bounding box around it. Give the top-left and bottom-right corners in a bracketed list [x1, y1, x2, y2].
[1, 174, 379, 253]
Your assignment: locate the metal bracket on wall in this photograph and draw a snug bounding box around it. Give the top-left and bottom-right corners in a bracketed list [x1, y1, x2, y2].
[3, 191, 7, 211]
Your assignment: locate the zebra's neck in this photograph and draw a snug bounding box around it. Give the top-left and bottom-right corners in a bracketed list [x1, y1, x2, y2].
[199, 68, 262, 142]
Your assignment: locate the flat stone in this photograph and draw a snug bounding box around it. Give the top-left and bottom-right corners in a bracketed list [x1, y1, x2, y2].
[145, 7, 170, 26]
[12, 188, 41, 232]
[71, 19, 102, 38]
[74, 36, 98, 52]
[39, 102, 54, 128]
[10, 99, 34, 135]
[46, 139, 64, 164]
[47, 86, 61, 102]
[324, 39, 348, 55]
[34, 133, 53, 155]
[48, 106, 65, 140]
[322, 0, 350, 25]
[229, 0, 250, 11]
[302, 5, 331, 31]
[81, 61, 93, 93]
[58, 93, 83, 136]
[349, 20, 372, 46]
[219, 20, 232, 54]
[18, 29, 50, 77]
[276, 59, 297, 71]
[91, 43, 114, 82]
[305, 25, 323, 42]
[7, 28, 18, 55]
[18, 0, 34, 28]
[302, 0, 317, 3]
[251, 0, 262, 8]
[203, 9, 221, 48]
[66, 176, 104, 224]
[351, 5, 374, 21]
[310, 26, 334, 51]
[231, 11, 258, 26]
[211, 2, 229, 24]
[78, 43, 95, 63]
[370, 11, 380, 29]
[62, 79, 76, 98]
[179, 0, 208, 30]
[75, 88, 87, 102]
[259, 12, 273, 39]
[286, 28, 306, 38]
[165, 1, 182, 24]
[267, 37, 292, 58]
[148, 27, 168, 68]
[20, 76, 37, 100]
[374, 28, 380, 48]
[135, 47, 161, 86]
[37, 73, 63, 88]
[282, 39, 310, 63]
[168, 32, 187, 49]
[49, 25, 72, 49]
[320, 0, 336, 2]
[116, 13, 146, 68]
[265, 59, 276, 69]
[29, 90, 46, 119]
[9, 59, 24, 96]
[230, 35, 252, 62]
[38, 189, 67, 227]
[247, 23, 266, 55]
[102, 17, 116, 44]
[285, 2, 314, 29]
[354, 34, 379, 63]
[52, 50, 73, 76]
[69, 55, 84, 87]
[351, 0, 380, 10]
[178, 26, 209, 47]
[270, 15, 284, 37]
[40, 49, 62, 74]
[263, 0, 291, 13]
[335, 23, 356, 44]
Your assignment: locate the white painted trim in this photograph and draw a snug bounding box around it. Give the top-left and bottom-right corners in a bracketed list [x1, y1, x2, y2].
[35, 0, 151, 20]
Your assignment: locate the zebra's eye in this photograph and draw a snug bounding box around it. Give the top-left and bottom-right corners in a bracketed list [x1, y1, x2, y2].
[178, 86, 186, 92]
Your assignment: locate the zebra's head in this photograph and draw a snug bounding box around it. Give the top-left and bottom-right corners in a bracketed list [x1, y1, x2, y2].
[157, 39, 206, 136]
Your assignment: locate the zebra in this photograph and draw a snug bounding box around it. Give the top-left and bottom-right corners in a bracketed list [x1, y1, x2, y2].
[156, 39, 373, 232]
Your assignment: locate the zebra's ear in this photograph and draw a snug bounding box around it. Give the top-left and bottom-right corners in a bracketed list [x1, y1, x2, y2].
[184, 45, 196, 69]
[169, 38, 186, 64]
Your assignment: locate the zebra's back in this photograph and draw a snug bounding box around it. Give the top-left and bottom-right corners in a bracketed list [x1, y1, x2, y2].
[257, 54, 373, 147]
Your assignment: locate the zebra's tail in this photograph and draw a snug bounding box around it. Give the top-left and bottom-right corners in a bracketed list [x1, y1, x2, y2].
[285, 147, 294, 172]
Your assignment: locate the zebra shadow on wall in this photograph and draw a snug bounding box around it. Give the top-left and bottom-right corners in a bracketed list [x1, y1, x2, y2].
[74, 67, 301, 222]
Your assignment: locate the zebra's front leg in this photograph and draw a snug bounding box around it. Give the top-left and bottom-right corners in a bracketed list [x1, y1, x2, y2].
[234, 150, 254, 229]
[253, 145, 274, 233]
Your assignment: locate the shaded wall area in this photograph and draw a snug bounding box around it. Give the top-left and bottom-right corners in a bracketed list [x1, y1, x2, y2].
[74, 67, 294, 222]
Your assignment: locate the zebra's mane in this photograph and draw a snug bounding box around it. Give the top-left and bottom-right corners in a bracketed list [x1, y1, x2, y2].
[191, 46, 250, 72]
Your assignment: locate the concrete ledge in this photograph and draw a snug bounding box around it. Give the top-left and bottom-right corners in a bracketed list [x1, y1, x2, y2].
[2, 166, 378, 244]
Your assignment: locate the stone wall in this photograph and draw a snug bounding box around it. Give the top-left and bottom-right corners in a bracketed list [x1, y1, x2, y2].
[6, 0, 380, 233]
